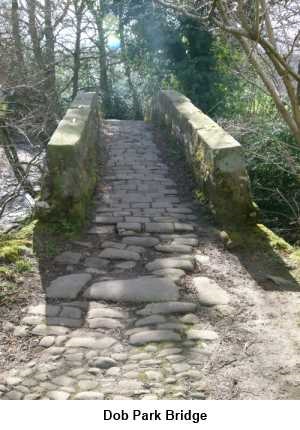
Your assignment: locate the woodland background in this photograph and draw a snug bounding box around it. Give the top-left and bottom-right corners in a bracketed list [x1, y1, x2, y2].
[1, 0, 300, 244]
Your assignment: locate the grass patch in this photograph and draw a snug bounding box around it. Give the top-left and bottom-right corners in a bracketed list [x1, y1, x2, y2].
[15, 258, 33, 273]
[36, 218, 82, 239]
[0, 220, 36, 263]
[0, 220, 36, 305]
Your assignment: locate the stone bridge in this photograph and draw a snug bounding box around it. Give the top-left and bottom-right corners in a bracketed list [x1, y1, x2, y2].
[2, 91, 297, 401]
[42, 90, 256, 226]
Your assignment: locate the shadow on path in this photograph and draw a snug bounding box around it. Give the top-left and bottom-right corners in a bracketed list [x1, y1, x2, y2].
[225, 224, 300, 292]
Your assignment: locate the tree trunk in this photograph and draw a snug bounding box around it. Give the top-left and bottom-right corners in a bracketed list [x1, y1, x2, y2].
[0, 125, 35, 197]
[26, 0, 44, 69]
[91, 1, 112, 116]
[44, 0, 60, 116]
[72, 0, 84, 99]
[118, 2, 143, 119]
[11, 0, 25, 77]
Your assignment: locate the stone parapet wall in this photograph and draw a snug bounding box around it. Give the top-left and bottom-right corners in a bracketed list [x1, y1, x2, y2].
[41, 92, 100, 224]
[151, 90, 257, 224]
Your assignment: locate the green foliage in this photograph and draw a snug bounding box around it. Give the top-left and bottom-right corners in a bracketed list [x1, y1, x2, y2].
[211, 37, 300, 244]
[220, 115, 300, 244]
[243, 121, 300, 242]
[0, 221, 36, 305]
[171, 20, 224, 114]
[0, 221, 35, 263]
[15, 258, 33, 273]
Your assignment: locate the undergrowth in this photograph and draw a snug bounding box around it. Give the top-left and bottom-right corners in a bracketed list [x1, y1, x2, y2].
[218, 116, 300, 245]
[0, 221, 36, 305]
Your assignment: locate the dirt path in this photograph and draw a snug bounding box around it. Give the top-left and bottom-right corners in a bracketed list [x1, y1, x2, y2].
[0, 120, 299, 400]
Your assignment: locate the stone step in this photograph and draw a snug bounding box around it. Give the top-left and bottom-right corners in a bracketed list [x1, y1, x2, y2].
[84, 277, 179, 303]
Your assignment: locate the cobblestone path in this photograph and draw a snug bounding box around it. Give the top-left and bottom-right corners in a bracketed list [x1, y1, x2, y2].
[1, 121, 298, 400]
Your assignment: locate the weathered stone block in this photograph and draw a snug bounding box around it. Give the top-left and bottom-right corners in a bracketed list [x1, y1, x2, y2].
[150, 90, 257, 225]
[41, 92, 100, 224]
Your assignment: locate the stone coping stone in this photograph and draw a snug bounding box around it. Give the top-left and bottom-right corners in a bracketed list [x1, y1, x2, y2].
[46, 274, 92, 299]
[84, 277, 179, 303]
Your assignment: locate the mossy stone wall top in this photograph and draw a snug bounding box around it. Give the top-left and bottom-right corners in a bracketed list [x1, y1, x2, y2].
[151, 90, 257, 225]
[42, 92, 100, 224]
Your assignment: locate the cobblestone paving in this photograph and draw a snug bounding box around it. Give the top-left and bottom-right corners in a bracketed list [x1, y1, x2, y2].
[0, 121, 235, 400]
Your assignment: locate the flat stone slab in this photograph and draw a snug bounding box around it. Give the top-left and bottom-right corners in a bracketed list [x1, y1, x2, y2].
[145, 223, 174, 233]
[84, 257, 110, 269]
[87, 307, 127, 319]
[54, 251, 82, 265]
[174, 223, 194, 232]
[88, 318, 124, 329]
[122, 236, 159, 247]
[172, 238, 199, 246]
[88, 226, 115, 235]
[65, 336, 116, 349]
[84, 277, 179, 303]
[192, 277, 230, 306]
[137, 301, 197, 316]
[127, 245, 145, 254]
[129, 330, 181, 345]
[46, 317, 83, 328]
[155, 244, 193, 254]
[46, 274, 92, 299]
[146, 258, 194, 272]
[167, 207, 193, 214]
[115, 261, 137, 270]
[99, 248, 140, 261]
[101, 241, 127, 249]
[117, 222, 142, 232]
[135, 315, 167, 327]
[95, 216, 123, 224]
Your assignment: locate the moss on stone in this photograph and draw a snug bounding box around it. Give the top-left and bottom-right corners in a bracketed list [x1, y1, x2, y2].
[41, 92, 100, 227]
[151, 90, 257, 226]
[225, 223, 292, 253]
[0, 221, 36, 263]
